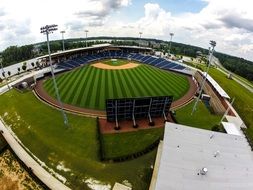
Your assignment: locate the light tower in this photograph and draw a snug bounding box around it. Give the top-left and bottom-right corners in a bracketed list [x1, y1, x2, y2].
[85, 30, 89, 47]
[169, 32, 174, 56]
[139, 32, 143, 47]
[60, 30, 65, 51]
[191, 40, 216, 115]
[40, 24, 69, 126]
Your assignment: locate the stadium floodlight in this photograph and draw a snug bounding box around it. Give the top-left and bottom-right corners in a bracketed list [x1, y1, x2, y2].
[85, 30, 89, 47]
[40, 24, 69, 126]
[0, 56, 10, 90]
[169, 32, 174, 56]
[60, 30, 65, 51]
[139, 32, 143, 47]
[191, 40, 216, 115]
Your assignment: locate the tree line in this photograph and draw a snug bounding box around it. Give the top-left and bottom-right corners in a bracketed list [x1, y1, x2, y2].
[1, 45, 35, 66]
[168, 42, 253, 81]
[215, 53, 253, 81]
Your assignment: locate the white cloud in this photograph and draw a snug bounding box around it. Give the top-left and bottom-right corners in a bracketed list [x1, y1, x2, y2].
[0, 0, 253, 61]
[139, 0, 253, 60]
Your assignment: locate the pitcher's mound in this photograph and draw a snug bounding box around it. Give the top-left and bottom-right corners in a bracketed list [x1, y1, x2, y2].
[92, 62, 139, 70]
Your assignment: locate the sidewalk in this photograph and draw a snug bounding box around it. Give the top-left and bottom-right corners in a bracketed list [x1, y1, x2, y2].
[0, 119, 71, 190]
[0, 67, 51, 95]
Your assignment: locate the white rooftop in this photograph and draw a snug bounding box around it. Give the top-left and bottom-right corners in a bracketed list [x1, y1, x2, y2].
[202, 72, 230, 99]
[226, 115, 245, 129]
[37, 44, 112, 59]
[154, 122, 253, 190]
[221, 122, 243, 136]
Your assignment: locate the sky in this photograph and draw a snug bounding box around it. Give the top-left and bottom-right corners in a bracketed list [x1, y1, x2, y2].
[0, 0, 253, 61]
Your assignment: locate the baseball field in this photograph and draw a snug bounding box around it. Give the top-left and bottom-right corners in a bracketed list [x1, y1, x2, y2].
[43, 59, 190, 110]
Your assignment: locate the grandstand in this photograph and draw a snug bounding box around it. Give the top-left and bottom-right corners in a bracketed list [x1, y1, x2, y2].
[54, 52, 187, 73]
[38, 44, 187, 74]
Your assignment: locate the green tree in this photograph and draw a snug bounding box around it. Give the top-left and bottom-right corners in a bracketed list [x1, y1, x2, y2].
[22, 62, 27, 71]
[1, 45, 35, 66]
[7, 71, 11, 77]
[17, 67, 21, 74]
[36, 61, 40, 68]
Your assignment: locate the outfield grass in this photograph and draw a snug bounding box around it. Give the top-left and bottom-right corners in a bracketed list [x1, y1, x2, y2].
[102, 128, 164, 159]
[0, 90, 160, 190]
[175, 101, 222, 130]
[43, 63, 189, 110]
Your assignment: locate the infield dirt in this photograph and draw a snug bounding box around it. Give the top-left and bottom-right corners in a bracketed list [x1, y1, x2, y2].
[92, 62, 139, 70]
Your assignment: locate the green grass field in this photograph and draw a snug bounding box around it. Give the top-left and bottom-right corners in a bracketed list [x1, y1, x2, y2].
[43, 61, 189, 110]
[102, 128, 164, 159]
[206, 68, 253, 139]
[0, 90, 160, 190]
[175, 101, 222, 130]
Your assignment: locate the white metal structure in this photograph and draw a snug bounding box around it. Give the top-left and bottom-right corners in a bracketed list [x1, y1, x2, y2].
[192, 40, 216, 114]
[169, 32, 174, 55]
[40, 24, 69, 126]
[60, 30, 66, 51]
[203, 72, 230, 99]
[85, 29, 89, 47]
[139, 32, 142, 47]
[222, 122, 243, 136]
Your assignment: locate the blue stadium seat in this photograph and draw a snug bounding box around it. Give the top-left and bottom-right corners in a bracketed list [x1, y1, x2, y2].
[162, 63, 177, 70]
[145, 57, 157, 65]
[151, 58, 164, 66]
[172, 65, 186, 70]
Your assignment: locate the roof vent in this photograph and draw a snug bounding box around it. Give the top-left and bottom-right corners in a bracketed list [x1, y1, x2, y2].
[200, 167, 208, 175]
[214, 150, 220, 157]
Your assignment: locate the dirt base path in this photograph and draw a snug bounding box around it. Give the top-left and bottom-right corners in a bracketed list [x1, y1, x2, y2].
[34, 80, 106, 118]
[92, 62, 139, 70]
[34, 75, 197, 118]
[171, 76, 197, 110]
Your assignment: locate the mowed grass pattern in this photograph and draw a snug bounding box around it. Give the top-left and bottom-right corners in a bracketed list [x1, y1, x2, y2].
[43, 64, 189, 110]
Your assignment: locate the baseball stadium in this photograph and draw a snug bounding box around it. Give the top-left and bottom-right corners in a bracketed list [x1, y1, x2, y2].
[0, 42, 252, 190]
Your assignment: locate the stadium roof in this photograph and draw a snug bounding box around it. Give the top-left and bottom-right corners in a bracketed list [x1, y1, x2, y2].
[37, 44, 152, 60]
[37, 44, 111, 59]
[152, 122, 253, 190]
[202, 72, 230, 99]
[115, 45, 152, 50]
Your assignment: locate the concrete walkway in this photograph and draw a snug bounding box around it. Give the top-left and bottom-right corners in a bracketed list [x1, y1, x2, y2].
[0, 119, 71, 190]
[0, 67, 51, 95]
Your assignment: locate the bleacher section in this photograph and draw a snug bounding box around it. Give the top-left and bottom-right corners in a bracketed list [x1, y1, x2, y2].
[55, 51, 186, 73]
